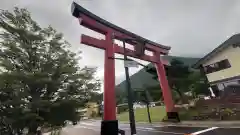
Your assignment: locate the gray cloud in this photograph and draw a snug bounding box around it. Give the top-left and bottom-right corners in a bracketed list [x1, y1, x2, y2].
[2, 0, 240, 89]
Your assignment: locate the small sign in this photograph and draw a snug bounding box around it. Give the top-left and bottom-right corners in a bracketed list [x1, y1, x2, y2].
[124, 60, 139, 68]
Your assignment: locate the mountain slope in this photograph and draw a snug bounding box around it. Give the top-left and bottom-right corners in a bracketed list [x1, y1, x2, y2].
[115, 56, 200, 91]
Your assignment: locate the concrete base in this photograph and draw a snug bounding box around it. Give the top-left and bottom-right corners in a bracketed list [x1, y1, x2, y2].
[101, 120, 118, 135]
[167, 112, 180, 122]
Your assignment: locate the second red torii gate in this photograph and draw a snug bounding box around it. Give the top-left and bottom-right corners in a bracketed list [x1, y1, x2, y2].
[71, 2, 177, 135]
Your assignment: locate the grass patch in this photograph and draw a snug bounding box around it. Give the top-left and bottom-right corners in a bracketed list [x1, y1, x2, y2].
[117, 106, 166, 122]
[178, 108, 199, 120]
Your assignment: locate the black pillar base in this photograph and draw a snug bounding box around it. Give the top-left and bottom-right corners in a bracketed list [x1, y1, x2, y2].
[167, 112, 180, 122]
[101, 120, 118, 135]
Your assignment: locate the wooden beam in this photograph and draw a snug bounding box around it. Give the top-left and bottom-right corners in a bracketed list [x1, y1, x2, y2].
[79, 15, 169, 55]
[80, 14, 108, 34]
[81, 35, 158, 63]
[114, 45, 157, 63]
[81, 34, 107, 50]
[112, 31, 169, 55]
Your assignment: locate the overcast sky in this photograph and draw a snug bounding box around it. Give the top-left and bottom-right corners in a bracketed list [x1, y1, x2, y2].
[2, 0, 240, 90]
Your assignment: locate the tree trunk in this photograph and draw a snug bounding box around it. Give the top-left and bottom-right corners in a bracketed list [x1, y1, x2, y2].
[27, 124, 38, 135]
[174, 89, 188, 104]
[146, 103, 152, 123]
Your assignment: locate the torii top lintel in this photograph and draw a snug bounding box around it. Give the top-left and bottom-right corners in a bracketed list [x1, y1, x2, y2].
[71, 2, 171, 63]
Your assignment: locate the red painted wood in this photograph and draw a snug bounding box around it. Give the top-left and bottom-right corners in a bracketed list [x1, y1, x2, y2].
[79, 15, 109, 34]
[114, 45, 157, 63]
[103, 33, 116, 120]
[81, 34, 106, 50]
[79, 15, 169, 55]
[81, 35, 171, 66]
[154, 52, 175, 112]
[146, 44, 169, 55]
[113, 31, 169, 54]
[81, 35, 159, 63]
[76, 12, 175, 120]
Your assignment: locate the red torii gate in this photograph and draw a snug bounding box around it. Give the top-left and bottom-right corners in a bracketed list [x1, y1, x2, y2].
[71, 2, 177, 135]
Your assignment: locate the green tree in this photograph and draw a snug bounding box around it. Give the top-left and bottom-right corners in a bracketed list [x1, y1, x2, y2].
[133, 89, 151, 103]
[115, 88, 127, 104]
[166, 59, 192, 103]
[0, 8, 100, 134]
[188, 71, 210, 98]
[141, 85, 162, 102]
[88, 92, 103, 103]
[146, 59, 195, 103]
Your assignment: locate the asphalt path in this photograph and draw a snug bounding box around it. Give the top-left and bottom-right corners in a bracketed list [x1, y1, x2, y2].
[50, 120, 240, 135]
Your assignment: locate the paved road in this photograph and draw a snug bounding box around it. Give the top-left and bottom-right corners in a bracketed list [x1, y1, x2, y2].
[56, 120, 240, 135]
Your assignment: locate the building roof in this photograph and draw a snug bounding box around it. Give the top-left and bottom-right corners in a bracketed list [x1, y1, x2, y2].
[193, 34, 240, 68]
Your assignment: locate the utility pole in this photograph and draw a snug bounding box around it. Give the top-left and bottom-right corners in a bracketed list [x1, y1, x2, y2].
[123, 40, 137, 135]
[144, 90, 152, 124]
[135, 89, 152, 124]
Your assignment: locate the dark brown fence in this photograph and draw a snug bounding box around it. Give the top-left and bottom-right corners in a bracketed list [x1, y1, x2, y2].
[193, 85, 240, 120]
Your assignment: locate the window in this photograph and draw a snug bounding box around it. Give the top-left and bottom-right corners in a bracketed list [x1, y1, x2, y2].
[233, 44, 240, 48]
[204, 59, 231, 74]
[218, 59, 231, 69]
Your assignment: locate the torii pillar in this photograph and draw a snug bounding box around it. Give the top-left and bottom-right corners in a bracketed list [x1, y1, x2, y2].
[71, 2, 177, 135]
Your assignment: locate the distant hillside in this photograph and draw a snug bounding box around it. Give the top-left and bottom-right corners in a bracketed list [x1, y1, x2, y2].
[115, 56, 200, 91]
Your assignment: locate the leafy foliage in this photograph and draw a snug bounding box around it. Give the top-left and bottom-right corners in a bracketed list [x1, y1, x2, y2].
[115, 87, 127, 104]
[141, 85, 162, 102]
[0, 8, 100, 134]
[166, 59, 192, 103]
[146, 59, 210, 103]
[133, 89, 152, 104]
[188, 71, 210, 98]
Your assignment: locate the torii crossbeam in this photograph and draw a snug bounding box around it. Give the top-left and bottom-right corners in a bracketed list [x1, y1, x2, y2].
[71, 2, 177, 135]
